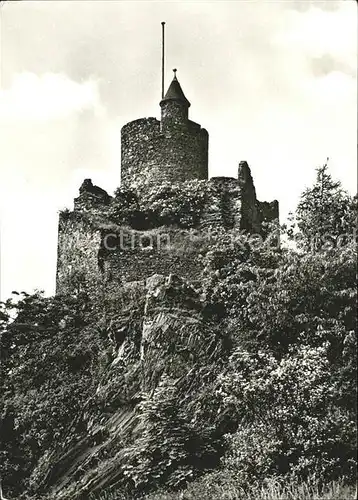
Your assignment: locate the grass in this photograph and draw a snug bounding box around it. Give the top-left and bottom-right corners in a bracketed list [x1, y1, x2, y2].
[92, 474, 357, 500]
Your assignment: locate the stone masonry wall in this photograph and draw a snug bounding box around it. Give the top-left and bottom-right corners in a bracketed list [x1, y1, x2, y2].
[56, 162, 279, 296]
[257, 200, 279, 225]
[57, 212, 205, 296]
[160, 101, 188, 133]
[121, 117, 208, 194]
[201, 177, 242, 229]
[200, 169, 273, 234]
[74, 179, 113, 216]
[56, 212, 104, 296]
[237, 161, 261, 233]
[99, 227, 204, 287]
[120, 118, 161, 191]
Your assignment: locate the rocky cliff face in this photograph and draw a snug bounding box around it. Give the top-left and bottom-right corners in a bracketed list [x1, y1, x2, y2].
[49, 167, 278, 498]
[32, 273, 228, 499]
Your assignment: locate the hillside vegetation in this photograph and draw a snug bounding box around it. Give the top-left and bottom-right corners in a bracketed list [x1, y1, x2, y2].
[0, 165, 356, 499]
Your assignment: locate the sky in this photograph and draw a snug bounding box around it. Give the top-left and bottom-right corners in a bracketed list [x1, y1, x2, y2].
[0, 0, 357, 300]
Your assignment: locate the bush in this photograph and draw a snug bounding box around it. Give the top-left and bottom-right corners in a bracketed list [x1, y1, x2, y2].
[217, 344, 356, 482]
[140, 180, 208, 229]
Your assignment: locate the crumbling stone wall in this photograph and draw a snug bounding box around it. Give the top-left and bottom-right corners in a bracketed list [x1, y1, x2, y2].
[200, 165, 272, 234]
[56, 160, 279, 296]
[57, 212, 205, 296]
[74, 179, 112, 216]
[237, 161, 261, 233]
[257, 200, 279, 225]
[201, 177, 242, 229]
[56, 212, 103, 296]
[98, 227, 204, 286]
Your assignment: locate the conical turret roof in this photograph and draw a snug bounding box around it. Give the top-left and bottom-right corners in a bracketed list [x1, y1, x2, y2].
[160, 70, 191, 107]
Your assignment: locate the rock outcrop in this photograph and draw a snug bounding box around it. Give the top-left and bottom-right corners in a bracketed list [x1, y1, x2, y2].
[33, 274, 228, 499]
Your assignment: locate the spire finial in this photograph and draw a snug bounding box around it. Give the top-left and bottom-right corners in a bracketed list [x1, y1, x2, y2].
[161, 22, 166, 99]
[173, 68, 177, 79]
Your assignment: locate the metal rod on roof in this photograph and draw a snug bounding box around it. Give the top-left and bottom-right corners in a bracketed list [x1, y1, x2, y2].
[161, 22, 165, 99]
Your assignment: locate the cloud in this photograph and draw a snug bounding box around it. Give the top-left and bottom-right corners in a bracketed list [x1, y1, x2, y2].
[310, 53, 356, 77]
[275, 3, 357, 65]
[0, 72, 115, 191]
[0, 72, 103, 121]
[0, 72, 120, 299]
[0, 0, 356, 299]
[288, 0, 343, 12]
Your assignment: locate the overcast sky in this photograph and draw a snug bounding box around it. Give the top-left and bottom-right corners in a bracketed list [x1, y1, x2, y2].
[0, 0, 357, 300]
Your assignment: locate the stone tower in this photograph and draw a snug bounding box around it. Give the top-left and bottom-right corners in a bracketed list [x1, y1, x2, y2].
[160, 69, 191, 132]
[56, 65, 279, 296]
[120, 70, 208, 194]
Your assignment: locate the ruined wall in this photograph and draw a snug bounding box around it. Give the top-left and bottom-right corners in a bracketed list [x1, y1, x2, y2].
[237, 161, 261, 233]
[74, 179, 113, 217]
[56, 212, 103, 296]
[201, 177, 242, 229]
[57, 213, 205, 296]
[257, 200, 279, 225]
[200, 165, 276, 234]
[99, 227, 203, 287]
[56, 160, 279, 296]
[121, 117, 208, 194]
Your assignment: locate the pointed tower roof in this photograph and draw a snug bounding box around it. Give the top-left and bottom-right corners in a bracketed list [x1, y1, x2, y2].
[160, 69, 191, 107]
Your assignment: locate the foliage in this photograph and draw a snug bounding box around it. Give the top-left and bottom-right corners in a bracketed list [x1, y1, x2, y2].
[287, 162, 357, 251]
[139, 180, 208, 229]
[106, 188, 142, 228]
[0, 292, 109, 496]
[0, 166, 357, 498]
[145, 474, 357, 500]
[97, 181, 210, 230]
[95, 473, 357, 500]
[217, 344, 356, 482]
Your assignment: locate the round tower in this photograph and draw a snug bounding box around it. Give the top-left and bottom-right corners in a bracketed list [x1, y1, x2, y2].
[120, 70, 209, 195]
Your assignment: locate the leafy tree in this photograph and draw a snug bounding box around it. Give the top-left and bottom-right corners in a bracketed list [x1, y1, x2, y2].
[1, 163, 357, 498]
[218, 343, 356, 483]
[0, 292, 109, 496]
[291, 162, 357, 251]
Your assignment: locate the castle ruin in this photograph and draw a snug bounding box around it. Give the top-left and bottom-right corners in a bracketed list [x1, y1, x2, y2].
[56, 71, 279, 295]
